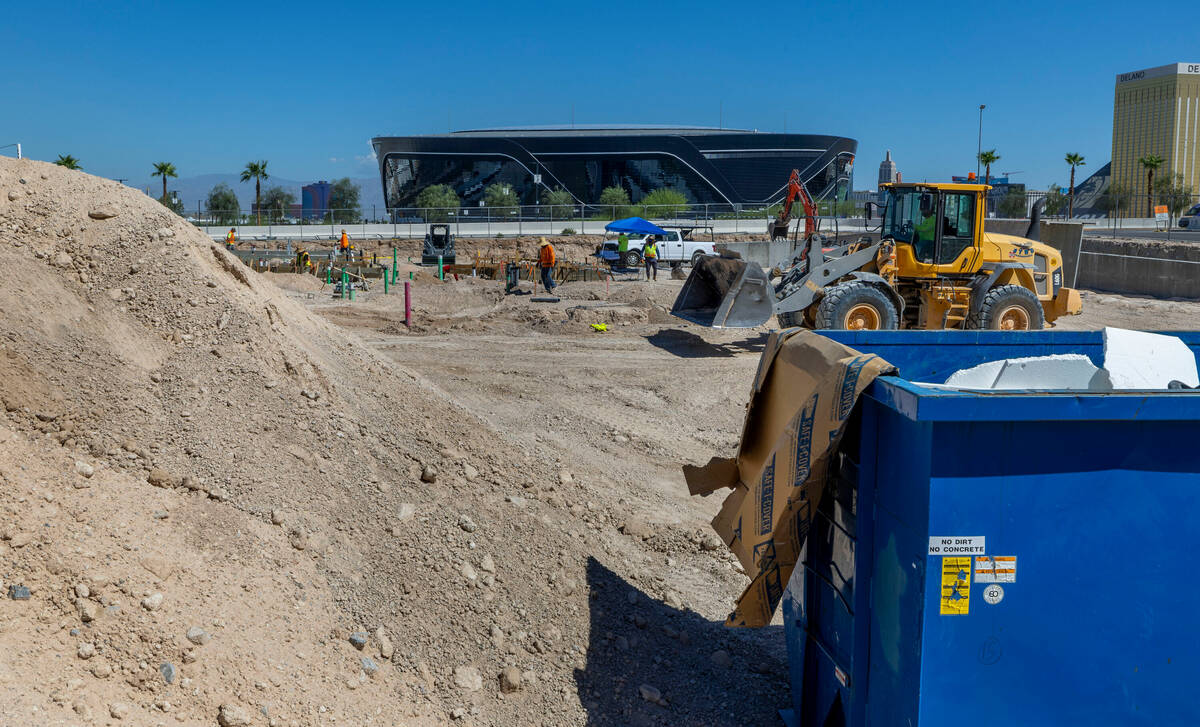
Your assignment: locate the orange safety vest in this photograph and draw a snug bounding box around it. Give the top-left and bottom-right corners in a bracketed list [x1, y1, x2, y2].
[340, 233, 349, 249]
[539, 245, 556, 267]
[226, 231, 235, 244]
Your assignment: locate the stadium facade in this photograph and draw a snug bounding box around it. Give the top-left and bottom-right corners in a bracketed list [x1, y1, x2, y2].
[371, 126, 856, 210]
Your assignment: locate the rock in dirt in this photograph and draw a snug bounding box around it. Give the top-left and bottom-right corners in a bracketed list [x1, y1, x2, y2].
[349, 632, 368, 650]
[499, 666, 523, 693]
[480, 554, 496, 573]
[457, 514, 478, 533]
[420, 464, 438, 483]
[141, 592, 163, 611]
[289, 528, 309, 550]
[108, 702, 130, 720]
[8, 584, 31, 600]
[361, 656, 379, 676]
[375, 627, 393, 659]
[74, 460, 94, 478]
[639, 683, 666, 705]
[159, 662, 176, 684]
[710, 649, 732, 668]
[453, 665, 483, 692]
[619, 518, 653, 541]
[217, 703, 252, 726]
[88, 206, 119, 220]
[77, 642, 96, 660]
[147, 468, 181, 488]
[186, 626, 211, 645]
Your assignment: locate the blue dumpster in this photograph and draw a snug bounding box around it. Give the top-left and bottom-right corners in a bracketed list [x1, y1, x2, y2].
[780, 330, 1200, 727]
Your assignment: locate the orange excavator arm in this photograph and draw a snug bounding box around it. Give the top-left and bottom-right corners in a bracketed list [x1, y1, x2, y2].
[770, 169, 815, 241]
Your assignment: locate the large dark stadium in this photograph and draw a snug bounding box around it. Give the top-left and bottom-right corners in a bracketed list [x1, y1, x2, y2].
[371, 126, 856, 210]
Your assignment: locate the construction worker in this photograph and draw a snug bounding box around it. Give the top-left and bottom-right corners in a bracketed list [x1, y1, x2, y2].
[339, 229, 350, 260]
[913, 197, 938, 263]
[538, 238, 557, 293]
[617, 232, 629, 253]
[643, 234, 659, 281]
[225, 228, 236, 250]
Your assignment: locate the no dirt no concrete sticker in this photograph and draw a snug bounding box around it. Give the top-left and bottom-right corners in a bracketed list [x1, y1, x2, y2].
[928, 536, 985, 556]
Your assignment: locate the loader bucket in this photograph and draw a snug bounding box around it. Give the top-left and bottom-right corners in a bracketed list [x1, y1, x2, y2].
[670, 255, 774, 328]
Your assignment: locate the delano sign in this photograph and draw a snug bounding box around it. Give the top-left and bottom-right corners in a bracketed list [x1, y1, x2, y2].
[1116, 62, 1200, 84]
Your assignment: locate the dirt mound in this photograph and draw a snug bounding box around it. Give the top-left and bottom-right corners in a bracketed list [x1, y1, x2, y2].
[0, 158, 717, 725]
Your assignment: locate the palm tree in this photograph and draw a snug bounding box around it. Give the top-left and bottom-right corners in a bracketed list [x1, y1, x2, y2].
[1138, 155, 1164, 217]
[1064, 153, 1085, 218]
[54, 154, 81, 170]
[978, 149, 1000, 186]
[151, 162, 177, 202]
[240, 160, 269, 225]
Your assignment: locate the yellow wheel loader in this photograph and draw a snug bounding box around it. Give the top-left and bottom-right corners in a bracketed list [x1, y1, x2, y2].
[671, 183, 1082, 330]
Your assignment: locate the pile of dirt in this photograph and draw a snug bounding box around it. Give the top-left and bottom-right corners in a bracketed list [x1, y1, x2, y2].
[0, 158, 793, 726]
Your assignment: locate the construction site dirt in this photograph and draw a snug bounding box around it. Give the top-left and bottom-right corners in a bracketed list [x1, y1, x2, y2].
[3, 156, 1200, 727]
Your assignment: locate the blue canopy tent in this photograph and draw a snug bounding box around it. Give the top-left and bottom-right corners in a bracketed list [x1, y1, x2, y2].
[604, 217, 668, 236]
[596, 217, 667, 268]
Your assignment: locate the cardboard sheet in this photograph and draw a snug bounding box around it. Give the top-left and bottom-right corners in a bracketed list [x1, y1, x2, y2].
[683, 330, 894, 627]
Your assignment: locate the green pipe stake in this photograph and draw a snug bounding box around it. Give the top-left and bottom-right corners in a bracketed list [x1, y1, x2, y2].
[392, 247, 398, 283]
[342, 270, 349, 300]
[438, 255, 444, 280]
[325, 265, 331, 284]
[384, 271, 389, 294]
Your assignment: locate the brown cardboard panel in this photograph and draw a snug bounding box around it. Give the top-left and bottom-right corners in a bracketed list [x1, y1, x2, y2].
[683, 330, 894, 627]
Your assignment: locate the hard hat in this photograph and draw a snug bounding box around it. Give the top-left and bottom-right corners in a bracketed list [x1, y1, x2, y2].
[539, 238, 550, 247]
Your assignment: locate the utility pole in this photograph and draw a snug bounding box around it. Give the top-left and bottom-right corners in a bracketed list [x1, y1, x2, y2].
[976, 104, 986, 179]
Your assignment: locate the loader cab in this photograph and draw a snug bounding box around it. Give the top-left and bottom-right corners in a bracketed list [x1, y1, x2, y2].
[882, 184, 987, 276]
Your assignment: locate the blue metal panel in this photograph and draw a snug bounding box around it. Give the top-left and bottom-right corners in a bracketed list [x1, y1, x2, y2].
[780, 330, 1200, 726]
[917, 419, 1200, 725]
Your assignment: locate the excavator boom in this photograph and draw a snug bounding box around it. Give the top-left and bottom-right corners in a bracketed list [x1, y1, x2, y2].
[769, 169, 816, 241]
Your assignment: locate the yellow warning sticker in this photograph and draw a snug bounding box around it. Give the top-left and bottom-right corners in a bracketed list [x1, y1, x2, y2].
[940, 556, 971, 615]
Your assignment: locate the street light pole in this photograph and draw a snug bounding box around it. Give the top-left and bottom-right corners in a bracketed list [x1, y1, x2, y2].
[976, 104, 986, 179]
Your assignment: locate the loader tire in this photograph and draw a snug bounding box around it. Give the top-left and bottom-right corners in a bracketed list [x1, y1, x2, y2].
[620, 250, 642, 268]
[970, 284, 1044, 330]
[813, 282, 898, 331]
[776, 311, 804, 329]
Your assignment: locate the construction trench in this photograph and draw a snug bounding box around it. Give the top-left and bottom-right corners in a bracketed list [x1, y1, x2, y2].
[2, 157, 1200, 725]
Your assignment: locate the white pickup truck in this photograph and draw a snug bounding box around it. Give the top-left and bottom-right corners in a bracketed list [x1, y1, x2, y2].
[598, 228, 717, 268]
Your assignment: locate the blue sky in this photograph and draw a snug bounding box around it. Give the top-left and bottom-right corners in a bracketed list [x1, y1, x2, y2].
[2, 0, 1195, 192]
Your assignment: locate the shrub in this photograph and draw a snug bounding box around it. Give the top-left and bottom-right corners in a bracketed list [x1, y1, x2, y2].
[560, 228, 576, 235]
[484, 183, 519, 212]
[415, 185, 461, 222]
[542, 187, 575, 220]
[638, 188, 688, 218]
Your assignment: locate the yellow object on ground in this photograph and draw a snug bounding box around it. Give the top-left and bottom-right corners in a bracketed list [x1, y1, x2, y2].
[590, 323, 608, 332]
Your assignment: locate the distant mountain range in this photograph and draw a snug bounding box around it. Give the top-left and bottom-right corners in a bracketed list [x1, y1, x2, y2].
[134, 173, 385, 213]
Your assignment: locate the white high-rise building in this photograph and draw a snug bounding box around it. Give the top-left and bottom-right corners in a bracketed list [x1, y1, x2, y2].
[878, 150, 898, 189]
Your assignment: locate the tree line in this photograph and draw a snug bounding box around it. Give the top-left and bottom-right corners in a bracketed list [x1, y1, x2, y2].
[50, 155, 362, 224]
[976, 149, 1194, 219]
[413, 182, 689, 222]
